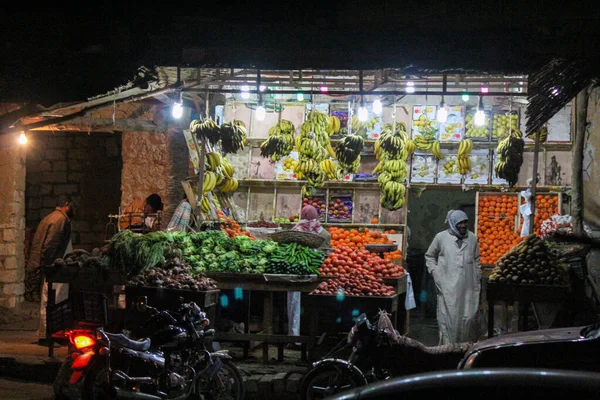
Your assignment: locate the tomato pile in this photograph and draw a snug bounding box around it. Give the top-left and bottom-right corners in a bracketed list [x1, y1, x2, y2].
[319, 246, 405, 278]
[312, 275, 396, 297]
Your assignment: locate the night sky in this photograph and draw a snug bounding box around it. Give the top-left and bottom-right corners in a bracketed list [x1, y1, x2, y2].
[0, 1, 597, 106]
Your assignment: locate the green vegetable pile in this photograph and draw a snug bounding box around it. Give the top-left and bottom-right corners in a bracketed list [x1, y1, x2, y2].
[103, 229, 321, 277]
[266, 243, 325, 275]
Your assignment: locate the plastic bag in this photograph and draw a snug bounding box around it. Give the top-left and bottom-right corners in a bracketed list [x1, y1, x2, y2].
[404, 273, 417, 311]
[377, 310, 400, 342]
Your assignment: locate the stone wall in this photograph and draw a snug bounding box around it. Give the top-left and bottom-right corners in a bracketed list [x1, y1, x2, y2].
[26, 131, 122, 251]
[120, 122, 191, 227]
[0, 131, 26, 308]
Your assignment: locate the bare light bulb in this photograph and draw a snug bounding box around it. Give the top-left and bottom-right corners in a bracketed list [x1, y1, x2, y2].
[358, 106, 369, 122]
[373, 99, 383, 114]
[172, 102, 183, 119]
[437, 102, 448, 123]
[474, 110, 486, 126]
[255, 105, 266, 121]
[18, 132, 28, 145]
[406, 81, 415, 94]
[241, 86, 250, 99]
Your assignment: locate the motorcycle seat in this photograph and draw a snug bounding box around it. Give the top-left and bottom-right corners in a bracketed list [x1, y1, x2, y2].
[105, 332, 151, 351]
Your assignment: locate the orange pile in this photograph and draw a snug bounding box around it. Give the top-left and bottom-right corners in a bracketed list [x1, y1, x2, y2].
[477, 194, 524, 265]
[520, 194, 559, 236]
[216, 210, 256, 240]
[328, 227, 402, 260]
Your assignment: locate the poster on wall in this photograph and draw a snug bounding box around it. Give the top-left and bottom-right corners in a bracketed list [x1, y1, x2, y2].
[182, 130, 200, 174]
[412, 105, 439, 140]
[464, 110, 492, 141]
[410, 152, 437, 183]
[275, 151, 299, 180]
[438, 105, 465, 143]
[491, 151, 509, 185]
[463, 149, 490, 185]
[491, 110, 519, 141]
[366, 110, 384, 139]
[436, 149, 462, 184]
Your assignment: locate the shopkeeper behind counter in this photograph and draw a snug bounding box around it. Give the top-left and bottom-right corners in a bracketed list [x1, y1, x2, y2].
[287, 205, 331, 347]
[119, 194, 164, 231]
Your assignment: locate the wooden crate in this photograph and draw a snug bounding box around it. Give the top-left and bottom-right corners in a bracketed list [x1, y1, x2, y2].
[382, 275, 407, 295]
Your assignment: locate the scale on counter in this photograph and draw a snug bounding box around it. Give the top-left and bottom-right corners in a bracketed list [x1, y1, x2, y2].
[364, 243, 398, 254]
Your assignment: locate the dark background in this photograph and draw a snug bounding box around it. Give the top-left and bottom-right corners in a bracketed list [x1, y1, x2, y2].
[1, 0, 599, 105]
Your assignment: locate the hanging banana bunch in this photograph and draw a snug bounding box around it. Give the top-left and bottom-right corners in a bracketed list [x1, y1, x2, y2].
[260, 119, 296, 161]
[190, 118, 221, 146]
[336, 134, 364, 173]
[217, 157, 238, 193]
[494, 129, 524, 186]
[529, 125, 548, 143]
[295, 110, 333, 195]
[220, 120, 247, 154]
[379, 122, 409, 155]
[327, 115, 341, 136]
[457, 139, 473, 175]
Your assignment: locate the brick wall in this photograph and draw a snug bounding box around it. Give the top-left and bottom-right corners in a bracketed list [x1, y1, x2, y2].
[26, 131, 122, 251]
[0, 131, 26, 308]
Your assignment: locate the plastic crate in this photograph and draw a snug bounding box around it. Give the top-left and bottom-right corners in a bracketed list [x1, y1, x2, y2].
[48, 291, 108, 335]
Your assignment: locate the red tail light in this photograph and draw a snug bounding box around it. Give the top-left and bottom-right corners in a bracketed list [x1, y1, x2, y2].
[72, 334, 96, 350]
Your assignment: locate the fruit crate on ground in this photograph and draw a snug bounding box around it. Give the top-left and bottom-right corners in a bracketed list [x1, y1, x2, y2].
[475, 192, 523, 265]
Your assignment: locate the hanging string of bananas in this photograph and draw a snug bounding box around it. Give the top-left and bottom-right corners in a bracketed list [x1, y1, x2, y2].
[220, 120, 247, 154]
[260, 119, 295, 161]
[457, 139, 473, 175]
[200, 153, 238, 213]
[295, 110, 332, 196]
[372, 122, 408, 211]
[327, 115, 341, 136]
[190, 118, 221, 146]
[494, 129, 524, 186]
[527, 125, 548, 143]
[335, 115, 366, 174]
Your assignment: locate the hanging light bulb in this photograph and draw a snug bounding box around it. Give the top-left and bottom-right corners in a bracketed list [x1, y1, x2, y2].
[462, 92, 470, 102]
[373, 98, 383, 114]
[296, 91, 304, 101]
[241, 86, 250, 99]
[172, 100, 183, 119]
[480, 85, 489, 94]
[474, 96, 486, 127]
[406, 81, 415, 94]
[319, 85, 328, 93]
[18, 132, 28, 145]
[437, 97, 448, 123]
[358, 97, 368, 122]
[259, 85, 266, 92]
[255, 96, 266, 121]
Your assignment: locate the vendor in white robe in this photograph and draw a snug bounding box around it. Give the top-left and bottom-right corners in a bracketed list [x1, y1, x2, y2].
[425, 209, 482, 344]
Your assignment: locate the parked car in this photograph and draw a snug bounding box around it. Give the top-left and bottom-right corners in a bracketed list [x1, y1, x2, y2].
[327, 368, 600, 399]
[459, 322, 600, 370]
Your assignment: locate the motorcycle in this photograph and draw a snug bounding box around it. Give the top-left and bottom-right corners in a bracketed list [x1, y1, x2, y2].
[299, 311, 470, 400]
[53, 296, 245, 400]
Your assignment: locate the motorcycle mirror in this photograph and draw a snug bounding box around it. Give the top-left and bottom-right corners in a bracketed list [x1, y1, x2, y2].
[136, 296, 148, 312]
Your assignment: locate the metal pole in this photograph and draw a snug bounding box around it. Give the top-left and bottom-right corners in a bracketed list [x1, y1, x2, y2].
[572, 88, 588, 235]
[529, 133, 541, 235]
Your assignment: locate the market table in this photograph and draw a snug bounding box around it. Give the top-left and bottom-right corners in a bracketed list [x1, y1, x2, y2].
[43, 265, 127, 357]
[486, 282, 572, 338]
[204, 272, 330, 363]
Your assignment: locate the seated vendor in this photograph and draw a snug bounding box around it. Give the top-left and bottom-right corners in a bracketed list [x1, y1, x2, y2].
[119, 193, 164, 231]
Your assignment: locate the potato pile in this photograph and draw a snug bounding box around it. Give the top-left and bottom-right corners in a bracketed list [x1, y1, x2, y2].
[488, 234, 569, 286]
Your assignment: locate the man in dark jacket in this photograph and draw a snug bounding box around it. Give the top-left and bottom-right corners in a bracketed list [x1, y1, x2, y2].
[26, 195, 74, 345]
